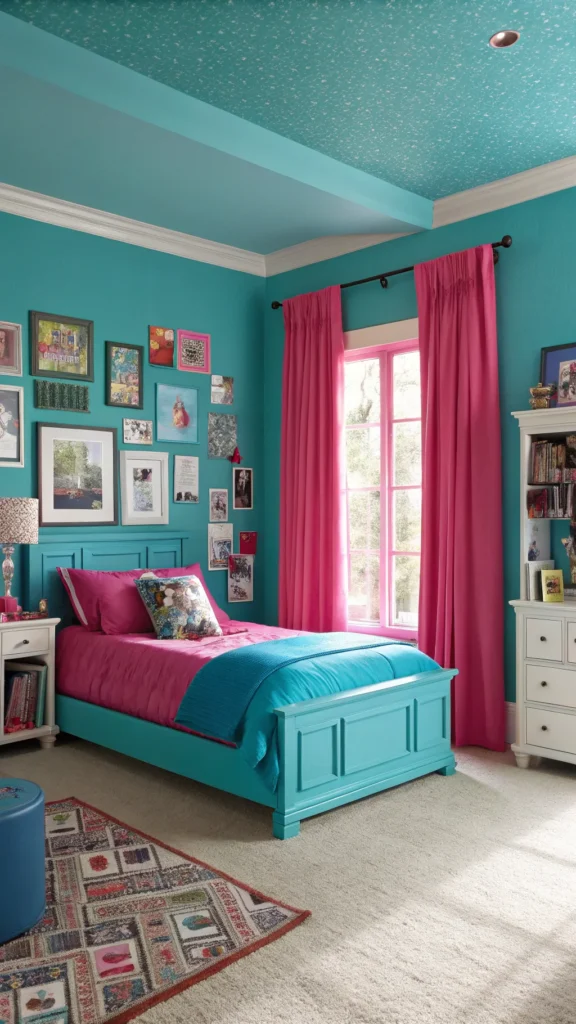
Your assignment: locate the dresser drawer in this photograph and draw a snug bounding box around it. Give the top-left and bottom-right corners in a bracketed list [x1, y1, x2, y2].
[567, 622, 576, 664]
[2, 627, 50, 657]
[525, 617, 562, 661]
[526, 664, 576, 709]
[526, 707, 576, 755]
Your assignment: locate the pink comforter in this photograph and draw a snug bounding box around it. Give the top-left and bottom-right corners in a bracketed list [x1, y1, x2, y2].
[56, 622, 302, 730]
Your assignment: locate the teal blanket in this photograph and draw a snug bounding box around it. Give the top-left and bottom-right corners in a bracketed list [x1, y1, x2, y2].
[176, 633, 438, 791]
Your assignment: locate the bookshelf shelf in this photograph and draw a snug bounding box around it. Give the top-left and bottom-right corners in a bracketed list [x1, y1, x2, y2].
[0, 618, 60, 750]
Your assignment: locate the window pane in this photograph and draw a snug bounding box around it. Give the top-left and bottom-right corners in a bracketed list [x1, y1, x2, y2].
[393, 421, 421, 485]
[346, 427, 380, 487]
[393, 350, 420, 419]
[393, 489, 421, 551]
[345, 358, 380, 425]
[348, 490, 380, 550]
[349, 552, 380, 622]
[392, 555, 420, 627]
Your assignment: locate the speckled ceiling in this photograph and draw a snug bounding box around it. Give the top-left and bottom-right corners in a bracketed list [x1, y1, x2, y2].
[1, 0, 575, 200]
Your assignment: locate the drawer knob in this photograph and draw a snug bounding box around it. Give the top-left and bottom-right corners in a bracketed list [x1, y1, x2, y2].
[541, 681, 548, 687]
[19, 639, 30, 645]
[541, 725, 548, 731]
[540, 636, 547, 642]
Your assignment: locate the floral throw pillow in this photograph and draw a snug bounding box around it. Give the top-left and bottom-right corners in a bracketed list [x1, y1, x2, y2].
[134, 575, 223, 640]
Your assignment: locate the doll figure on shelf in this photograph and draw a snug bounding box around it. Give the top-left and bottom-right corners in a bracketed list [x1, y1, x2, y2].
[561, 518, 576, 584]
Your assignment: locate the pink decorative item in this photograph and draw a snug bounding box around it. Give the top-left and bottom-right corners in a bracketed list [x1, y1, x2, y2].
[227, 446, 243, 464]
[415, 244, 506, 751]
[279, 285, 347, 631]
[177, 330, 211, 374]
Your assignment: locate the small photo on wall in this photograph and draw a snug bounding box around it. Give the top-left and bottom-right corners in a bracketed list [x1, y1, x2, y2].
[0, 384, 24, 466]
[30, 310, 94, 381]
[106, 342, 144, 408]
[233, 467, 253, 510]
[123, 418, 153, 445]
[0, 321, 22, 375]
[211, 375, 233, 405]
[174, 454, 199, 503]
[228, 554, 254, 603]
[208, 412, 237, 459]
[149, 325, 174, 366]
[209, 488, 228, 522]
[156, 383, 198, 444]
[208, 523, 233, 571]
[177, 330, 211, 374]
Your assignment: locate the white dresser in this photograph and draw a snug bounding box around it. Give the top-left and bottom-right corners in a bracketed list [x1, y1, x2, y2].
[510, 601, 576, 767]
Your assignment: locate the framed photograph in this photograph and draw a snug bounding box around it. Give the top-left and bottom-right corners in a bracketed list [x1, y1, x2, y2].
[228, 554, 254, 603]
[211, 375, 233, 405]
[148, 325, 174, 367]
[0, 384, 24, 467]
[541, 343, 576, 406]
[177, 330, 211, 374]
[120, 449, 168, 526]
[37, 423, 118, 526]
[30, 310, 94, 381]
[156, 383, 198, 444]
[0, 321, 22, 375]
[233, 467, 253, 510]
[174, 454, 199, 503]
[208, 412, 237, 459]
[209, 488, 228, 522]
[123, 418, 153, 445]
[106, 342, 144, 408]
[208, 523, 233, 571]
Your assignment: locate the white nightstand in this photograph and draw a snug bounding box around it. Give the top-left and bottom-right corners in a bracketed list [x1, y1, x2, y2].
[0, 618, 60, 750]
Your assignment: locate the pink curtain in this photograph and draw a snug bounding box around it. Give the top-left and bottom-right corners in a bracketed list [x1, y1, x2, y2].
[279, 285, 347, 631]
[415, 245, 506, 751]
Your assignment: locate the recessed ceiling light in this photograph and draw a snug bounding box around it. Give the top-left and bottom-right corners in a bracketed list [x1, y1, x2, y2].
[489, 29, 520, 48]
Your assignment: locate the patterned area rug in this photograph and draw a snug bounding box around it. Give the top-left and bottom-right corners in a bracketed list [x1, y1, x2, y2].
[0, 798, 310, 1024]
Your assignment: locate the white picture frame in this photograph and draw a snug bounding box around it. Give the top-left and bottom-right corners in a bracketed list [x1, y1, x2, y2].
[120, 449, 169, 526]
[209, 488, 228, 522]
[0, 384, 24, 467]
[0, 321, 22, 376]
[208, 523, 233, 571]
[232, 466, 253, 510]
[228, 554, 254, 602]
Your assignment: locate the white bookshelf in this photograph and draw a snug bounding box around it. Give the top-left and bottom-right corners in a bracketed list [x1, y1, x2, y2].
[0, 617, 60, 749]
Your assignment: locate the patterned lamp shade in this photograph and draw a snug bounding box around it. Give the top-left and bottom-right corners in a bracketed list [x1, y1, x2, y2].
[0, 498, 39, 545]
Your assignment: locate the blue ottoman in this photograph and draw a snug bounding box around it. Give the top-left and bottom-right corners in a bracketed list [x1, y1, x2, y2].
[0, 779, 45, 944]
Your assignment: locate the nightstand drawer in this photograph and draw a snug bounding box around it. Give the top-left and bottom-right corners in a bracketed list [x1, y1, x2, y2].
[567, 622, 576, 663]
[526, 664, 576, 709]
[2, 627, 50, 657]
[526, 707, 576, 755]
[525, 617, 562, 661]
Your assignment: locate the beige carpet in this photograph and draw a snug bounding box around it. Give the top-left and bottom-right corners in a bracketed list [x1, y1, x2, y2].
[2, 738, 575, 1024]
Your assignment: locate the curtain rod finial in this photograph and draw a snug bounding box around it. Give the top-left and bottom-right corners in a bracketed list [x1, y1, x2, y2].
[271, 300, 282, 310]
[501, 235, 512, 248]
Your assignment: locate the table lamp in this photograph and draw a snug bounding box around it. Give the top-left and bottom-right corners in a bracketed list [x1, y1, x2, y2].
[0, 498, 39, 613]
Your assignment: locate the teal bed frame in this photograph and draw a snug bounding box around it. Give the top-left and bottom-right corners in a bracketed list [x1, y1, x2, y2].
[26, 533, 457, 839]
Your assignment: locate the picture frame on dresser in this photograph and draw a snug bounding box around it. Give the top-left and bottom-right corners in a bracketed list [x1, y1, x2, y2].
[37, 423, 118, 526]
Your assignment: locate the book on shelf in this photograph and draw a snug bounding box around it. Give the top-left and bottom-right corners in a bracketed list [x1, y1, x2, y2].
[541, 569, 565, 603]
[530, 436, 576, 484]
[3, 661, 47, 732]
[525, 560, 554, 601]
[527, 485, 575, 519]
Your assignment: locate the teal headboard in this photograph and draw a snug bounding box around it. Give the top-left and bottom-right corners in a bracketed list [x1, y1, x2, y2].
[25, 532, 189, 626]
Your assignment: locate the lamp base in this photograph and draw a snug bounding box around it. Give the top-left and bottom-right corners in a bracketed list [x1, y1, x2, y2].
[0, 596, 19, 613]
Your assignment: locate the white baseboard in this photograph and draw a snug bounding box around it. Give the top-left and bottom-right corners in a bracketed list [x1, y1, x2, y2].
[506, 701, 516, 744]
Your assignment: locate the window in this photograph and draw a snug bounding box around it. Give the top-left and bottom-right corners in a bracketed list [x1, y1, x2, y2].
[344, 339, 421, 638]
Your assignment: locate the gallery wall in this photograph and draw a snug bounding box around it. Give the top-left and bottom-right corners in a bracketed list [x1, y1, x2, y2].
[262, 185, 576, 701]
[0, 211, 265, 617]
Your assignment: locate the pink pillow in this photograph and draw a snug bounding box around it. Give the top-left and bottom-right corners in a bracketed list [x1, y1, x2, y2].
[57, 564, 229, 635]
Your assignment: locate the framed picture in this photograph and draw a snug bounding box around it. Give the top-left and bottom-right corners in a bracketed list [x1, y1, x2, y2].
[0, 384, 24, 467]
[228, 554, 254, 602]
[209, 488, 228, 522]
[30, 310, 94, 381]
[123, 418, 153, 445]
[120, 449, 168, 526]
[148, 325, 174, 367]
[156, 383, 198, 444]
[208, 412, 237, 459]
[37, 423, 118, 526]
[211, 375, 233, 405]
[177, 330, 211, 374]
[208, 523, 233, 571]
[541, 343, 576, 406]
[174, 454, 199, 503]
[0, 321, 22, 375]
[233, 466, 253, 510]
[106, 342, 144, 408]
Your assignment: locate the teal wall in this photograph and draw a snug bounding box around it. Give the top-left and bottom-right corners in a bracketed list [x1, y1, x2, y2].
[0, 212, 265, 617]
[263, 186, 576, 701]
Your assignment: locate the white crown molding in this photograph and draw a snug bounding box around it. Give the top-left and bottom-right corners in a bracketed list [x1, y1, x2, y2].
[433, 156, 576, 229]
[264, 231, 411, 277]
[0, 182, 266, 277]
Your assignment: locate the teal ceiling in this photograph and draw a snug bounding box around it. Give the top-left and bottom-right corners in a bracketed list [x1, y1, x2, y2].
[0, 0, 575, 199]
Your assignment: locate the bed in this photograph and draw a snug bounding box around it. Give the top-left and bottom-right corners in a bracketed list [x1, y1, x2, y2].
[26, 532, 457, 839]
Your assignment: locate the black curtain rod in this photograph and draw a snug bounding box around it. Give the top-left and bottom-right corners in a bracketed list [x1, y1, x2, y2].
[270, 234, 512, 309]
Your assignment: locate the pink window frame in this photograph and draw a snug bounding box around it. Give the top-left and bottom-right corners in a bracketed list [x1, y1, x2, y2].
[344, 337, 420, 641]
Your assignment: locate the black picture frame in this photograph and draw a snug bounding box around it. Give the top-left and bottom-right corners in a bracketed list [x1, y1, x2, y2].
[37, 422, 118, 527]
[30, 310, 94, 382]
[105, 341, 144, 409]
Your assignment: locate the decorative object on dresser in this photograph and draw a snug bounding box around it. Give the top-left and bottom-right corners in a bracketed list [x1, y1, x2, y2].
[30, 310, 94, 381]
[0, 384, 24, 467]
[511, 407, 576, 770]
[105, 341, 144, 408]
[0, 616, 60, 750]
[529, 381, 557, 409]
[0, 498, 38, 613]
[120, 449, 169, 526]
[0, 320, 22, 375]
[34, 379, 90, 412]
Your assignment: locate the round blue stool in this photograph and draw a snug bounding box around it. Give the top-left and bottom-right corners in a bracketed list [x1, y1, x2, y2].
[0, 778, 45, 944]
